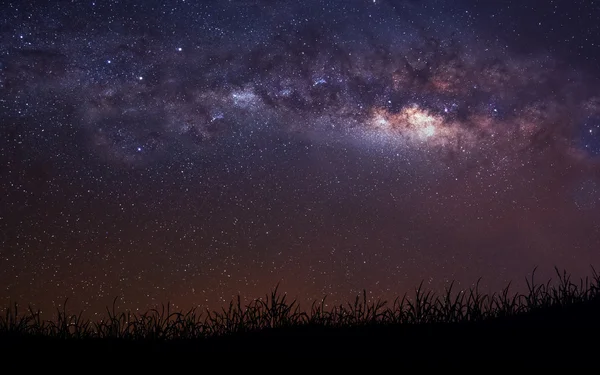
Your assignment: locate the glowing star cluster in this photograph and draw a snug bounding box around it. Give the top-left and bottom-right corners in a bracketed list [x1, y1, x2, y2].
[366, 105, 467, 150]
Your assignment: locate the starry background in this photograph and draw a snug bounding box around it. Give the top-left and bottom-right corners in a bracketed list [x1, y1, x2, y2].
[1, 0, 600, 315]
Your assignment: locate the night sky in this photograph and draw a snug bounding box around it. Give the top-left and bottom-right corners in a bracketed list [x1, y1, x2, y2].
[2, 0, 600, 315]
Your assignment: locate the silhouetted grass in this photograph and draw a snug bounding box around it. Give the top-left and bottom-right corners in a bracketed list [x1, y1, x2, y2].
[2, 266, 599, 344]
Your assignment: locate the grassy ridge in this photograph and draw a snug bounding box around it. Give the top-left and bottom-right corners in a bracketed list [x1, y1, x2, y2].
[2, 267, 600, 362]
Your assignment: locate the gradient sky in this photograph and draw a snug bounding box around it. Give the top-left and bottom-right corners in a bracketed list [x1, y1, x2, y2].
[1, 0, 600, 315]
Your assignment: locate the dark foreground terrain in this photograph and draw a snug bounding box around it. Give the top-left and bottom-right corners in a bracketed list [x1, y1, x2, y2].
[2, 270, 599, 366]
[3, 301, 599, 364]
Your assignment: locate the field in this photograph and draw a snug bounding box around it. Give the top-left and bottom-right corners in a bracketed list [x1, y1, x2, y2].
[2, 267, 599, 365]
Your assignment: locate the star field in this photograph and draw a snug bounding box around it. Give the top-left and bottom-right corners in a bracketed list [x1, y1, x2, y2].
[1, 0, 600, 314]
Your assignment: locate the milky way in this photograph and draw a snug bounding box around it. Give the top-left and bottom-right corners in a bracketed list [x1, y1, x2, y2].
[2, 0, 600, 314]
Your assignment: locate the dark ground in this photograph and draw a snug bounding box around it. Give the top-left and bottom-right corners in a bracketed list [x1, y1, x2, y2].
[2, 299, 599, 366]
